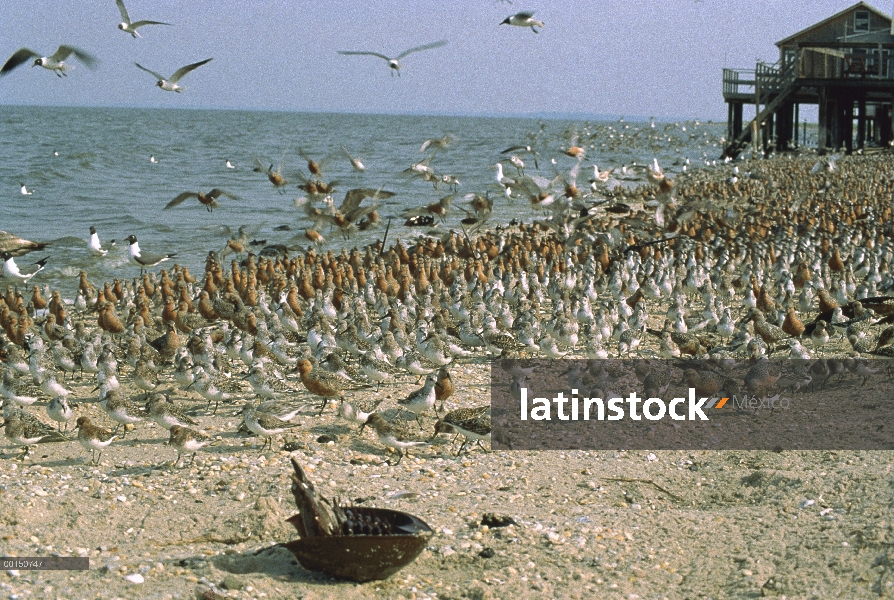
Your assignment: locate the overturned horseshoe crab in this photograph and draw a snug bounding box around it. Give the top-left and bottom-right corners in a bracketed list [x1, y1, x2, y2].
[283, 457, 433, 582]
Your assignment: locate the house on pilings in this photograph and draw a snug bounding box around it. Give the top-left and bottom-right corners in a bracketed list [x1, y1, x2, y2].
[723, 1, 894, 157]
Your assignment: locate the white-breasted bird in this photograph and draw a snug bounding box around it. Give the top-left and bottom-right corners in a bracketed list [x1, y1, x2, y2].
[135, 58, 212, 92]
[1, 45, 97, 77]
[87, 226, 115, 257]
[1, 252, 48, 282]
[337, 40, 448, 77]
[500, 12, 544, 33]
[124, 235, 176, 272]
[115, 0, 171, 38]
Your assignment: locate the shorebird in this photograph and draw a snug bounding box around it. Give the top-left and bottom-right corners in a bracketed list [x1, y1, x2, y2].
[87, 226, 115, 257]
[164, 188, 239, 213]
[362, 413, 428, 465]
[135, 58, 213, 92]
[115, 0, 171, 38]
[145, 394, 197, 429]
[100, 389, 145, 436]
[1, 45, 97, 77]
[296, 358, 364, 413]
[168, 425, 211, 467]
[3, 415, 65, 460]
[75, 416, 118, 465]
[337, 40, 448, 76]
[500, 12, 544, 33]
[431, 406, 491, 455]
[398, 373, 438, 426]
[46, 396, 74, 431]
[243, 400, 300, 451]
[125, 235, 176, 273]
[337, 397, 385, 427]
[1, 252, 48, 283]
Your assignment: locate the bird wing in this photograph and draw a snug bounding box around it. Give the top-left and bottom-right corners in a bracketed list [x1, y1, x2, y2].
[208, 188, 239, 200]
[165, 192, 198, 209]
[0, 48, 39, 75]
[130, 19, 172, 28]
[169, 58, 212, 83]
[396, 40, 448, 60]
[419, 139, 434, 153]
[515, 11, 536, 18]
[337, 50, 392, 61]
[51, 45, 97, 67]
[338, 188, 395, 214]
[115, 0, 132, 23]
[135, 62, 165, 81]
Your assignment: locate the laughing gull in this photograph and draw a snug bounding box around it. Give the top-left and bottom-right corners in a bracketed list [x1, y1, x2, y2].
[1, 45, 97, 77]
[135, 58, 212, 92]
[1, 252, 48, 283]
[115, 0, 171, 38]
[164, 188, 239, 213]
[125, 235, 176, 273]
[500, 12, 544, 33]
[337, 40, 447, 76]
[87, 226, 115, 257]
[19, 183, 32, 196]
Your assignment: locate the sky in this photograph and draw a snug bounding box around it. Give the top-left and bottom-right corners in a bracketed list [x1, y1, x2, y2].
[0, 1, 888, 120]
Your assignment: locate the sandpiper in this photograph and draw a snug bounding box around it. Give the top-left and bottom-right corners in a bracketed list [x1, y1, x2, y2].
[362, 413, 428, 465]
[168, 425, 211, 467]
[243, 400, 300, 450]
[75, 416, 118, 465]
[398, 373, 438, 426]
[432, 406, 491, 455]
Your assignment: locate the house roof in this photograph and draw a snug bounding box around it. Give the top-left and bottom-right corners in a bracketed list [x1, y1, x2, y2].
[775, 1, 891, 46]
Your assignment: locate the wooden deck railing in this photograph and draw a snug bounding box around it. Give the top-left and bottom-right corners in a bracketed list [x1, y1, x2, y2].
[724, 45, 894, 99]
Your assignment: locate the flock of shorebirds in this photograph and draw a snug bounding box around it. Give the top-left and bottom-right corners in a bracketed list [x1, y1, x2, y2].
[3, 144, 894, 467]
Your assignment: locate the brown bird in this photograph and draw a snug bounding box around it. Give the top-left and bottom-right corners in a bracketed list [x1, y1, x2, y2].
[434, 366, 454, 412]
[165, 188, 239, 213]
[75, 416, 118, 465]
[781, 307, 805, 337]
[817, 289, 839, 314]
[296, 359, 363, 413]
[148, 321, 181, 361]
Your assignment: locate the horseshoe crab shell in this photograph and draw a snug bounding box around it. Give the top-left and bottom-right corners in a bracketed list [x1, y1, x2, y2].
[284, 458, 433, 582]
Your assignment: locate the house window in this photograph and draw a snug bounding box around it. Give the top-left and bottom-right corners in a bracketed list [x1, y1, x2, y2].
[854, 10, 870, 32]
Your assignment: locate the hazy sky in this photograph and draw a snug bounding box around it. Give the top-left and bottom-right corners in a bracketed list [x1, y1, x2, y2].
[0, 1, 885, 120]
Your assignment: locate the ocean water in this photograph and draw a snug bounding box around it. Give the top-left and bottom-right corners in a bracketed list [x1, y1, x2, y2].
[0, 105, 725, 296]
